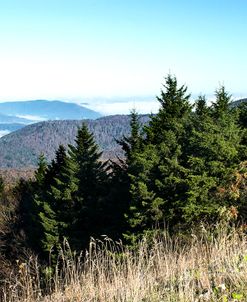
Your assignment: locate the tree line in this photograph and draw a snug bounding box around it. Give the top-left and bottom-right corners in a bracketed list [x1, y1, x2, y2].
[1, 74, 247, 266]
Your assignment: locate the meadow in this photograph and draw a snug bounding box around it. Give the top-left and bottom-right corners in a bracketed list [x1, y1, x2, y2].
[3, 222, 247, 302]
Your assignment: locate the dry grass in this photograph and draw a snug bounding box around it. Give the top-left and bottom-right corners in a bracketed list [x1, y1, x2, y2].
[2, 224, 247, 302]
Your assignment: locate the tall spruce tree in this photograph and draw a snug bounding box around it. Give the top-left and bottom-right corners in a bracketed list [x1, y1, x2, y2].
[18, 154, 51, 254]
[19, 149, 69, 257]
[145, 74, 192, 145]
[195, 95, 210, 117]
[66, 123, 109, 250]
[124, 75, 193, 242]
[48, 145, 77, 246]
[37, 146, 68, 255]
[238, 102, 247, 129]
[117, 110, 143, 162]
[212, 86, 231, 119]
[23, 125, 110, 254]
[31, 153, 62, 256]
[108, 110, 143, 240]
[183, 86, 243, 223]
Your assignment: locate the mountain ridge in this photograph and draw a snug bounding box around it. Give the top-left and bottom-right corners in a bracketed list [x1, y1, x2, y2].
[0, 98, 245, 167]
[0, 99, 101, 121]
[0, 115, 149, 168]
[0, 99, 102, 137]
[0, 100, 101, 120]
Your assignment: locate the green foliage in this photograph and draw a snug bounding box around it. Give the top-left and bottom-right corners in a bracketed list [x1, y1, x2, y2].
[18, 124, 111, 257]
[145, 74, 192, 145]
[15, 74, 247, 255]
[212, 85, 232, 118]
[238, 102, 247, 129]
[66, 123, 109, 250]
[124, 78, 246, 243]
[34, 154, 47, 186]
[107, 110, 145, 241]
[124, 75, 193, 242]
[194, 95, 210, 117]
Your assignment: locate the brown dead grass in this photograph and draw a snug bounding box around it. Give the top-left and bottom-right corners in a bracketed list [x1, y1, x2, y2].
[2, 224, 247, 302]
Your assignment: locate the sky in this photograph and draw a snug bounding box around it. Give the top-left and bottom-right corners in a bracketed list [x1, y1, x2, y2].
[0, 0, 247, 114]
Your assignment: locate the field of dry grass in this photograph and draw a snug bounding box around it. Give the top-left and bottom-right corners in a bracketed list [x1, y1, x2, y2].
[2, 223, 247, 302]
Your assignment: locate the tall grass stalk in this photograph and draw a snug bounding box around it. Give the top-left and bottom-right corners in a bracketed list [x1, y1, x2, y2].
[2, 224, 247, 301]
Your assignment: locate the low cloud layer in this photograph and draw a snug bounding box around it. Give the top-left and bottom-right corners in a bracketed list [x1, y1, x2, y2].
[85, 99, 160, 115]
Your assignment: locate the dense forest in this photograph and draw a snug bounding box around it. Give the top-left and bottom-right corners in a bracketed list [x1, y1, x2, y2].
[0, 115, 149, 168]
[0, 75, 247, 299]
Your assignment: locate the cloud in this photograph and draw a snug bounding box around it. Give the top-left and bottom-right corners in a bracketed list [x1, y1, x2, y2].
[16, 114, 47, 122]
[85, 99, 160, 115]
[0, 130, 10, 138]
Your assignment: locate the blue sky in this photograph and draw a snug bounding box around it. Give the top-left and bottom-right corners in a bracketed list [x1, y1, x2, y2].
[0, 0, 247, 114]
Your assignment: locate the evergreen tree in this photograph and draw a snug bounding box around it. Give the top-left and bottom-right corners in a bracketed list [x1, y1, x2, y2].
[125, 75, 192, 241]
[19, 150, 67, 257]
[195, 95, 210, 117]
[183, 87, 243, 223]
[49, 145, 78, 246]
[66, 123, 109, 250]
[123, 78, 245, 241]
[145, 74, 192, 145]
[20, 125, 110, 254]
[31, 154, 62, 256]
[38, 146, 68, 254]
[238, 102, 247, 129]
[211, 85, 231, 119]
[108, 110, 143, 239]
[117, 110, 143, 162]
[45, 145, 67, 187]
[18, 154, 49, 254]
[34, 154, 47, 187]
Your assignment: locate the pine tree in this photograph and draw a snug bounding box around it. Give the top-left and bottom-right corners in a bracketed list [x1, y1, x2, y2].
[45, 145, 67, 187]
[117, 110, 143, 161]
[34, 153, 47, 187]
[183, 87, 243, 223]
[19, 150, 67, 257]
[123, 78, 245, 240]
[66, 123, 109, 250]
[195, 95, 210, 117]
[37, 146, 69, 254]
[108, 110, 143, 240]
[238, 102, 247, 129]
[18, 154, 49, 254]
[145, 74, 192, 145]
[212, 86, 231, 119]
[32, 154, 62, 255]
[125, 75, 192, 241]
[49, 145, 78, 245]
[23, 125, 110, 254]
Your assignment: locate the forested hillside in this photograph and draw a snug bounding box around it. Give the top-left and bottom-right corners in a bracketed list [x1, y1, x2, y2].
[0, 99, 245, 168]
[0, 115, 149, 168]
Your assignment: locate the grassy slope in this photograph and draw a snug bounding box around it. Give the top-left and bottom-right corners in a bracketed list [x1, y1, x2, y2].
[3, 224, 247, 302]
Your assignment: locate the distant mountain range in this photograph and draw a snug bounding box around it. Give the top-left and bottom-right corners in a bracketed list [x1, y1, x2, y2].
[0, 115, 149, 168]
[0, 100, 101, 137]
[0, 97, 245, 168]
